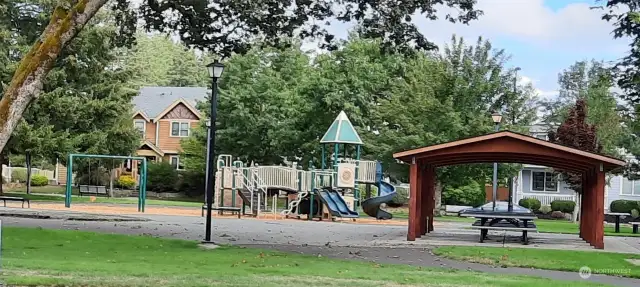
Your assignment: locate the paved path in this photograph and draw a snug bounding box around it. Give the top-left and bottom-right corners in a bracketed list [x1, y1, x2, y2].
[1, 208, 639, 286]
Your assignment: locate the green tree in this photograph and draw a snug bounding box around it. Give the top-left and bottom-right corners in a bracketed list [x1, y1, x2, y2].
[117, 34, 211, 88]
[0, 0, 481, 155]
[181, 44, 313, 169]
[540, 60, 626, 157]
[0, 2, 139, 184]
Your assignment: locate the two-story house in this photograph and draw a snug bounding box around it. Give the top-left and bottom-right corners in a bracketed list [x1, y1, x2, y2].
[57, 87, 207, 185]
[131, 86, 206, 168]
[513, 124, 636, 211]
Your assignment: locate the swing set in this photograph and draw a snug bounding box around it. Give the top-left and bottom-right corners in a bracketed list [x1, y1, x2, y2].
[64, 154, 148, 212]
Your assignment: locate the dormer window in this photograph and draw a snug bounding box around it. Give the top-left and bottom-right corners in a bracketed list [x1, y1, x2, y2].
[134, 120, 146, 139]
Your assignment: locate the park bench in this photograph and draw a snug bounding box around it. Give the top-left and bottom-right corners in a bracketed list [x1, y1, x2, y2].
[78, 185, 109, 197]
[630, 222, 640, 234]
[0, 196, 31, 208]
[201, 205, 242, 218]
[471, 219, 537, 244]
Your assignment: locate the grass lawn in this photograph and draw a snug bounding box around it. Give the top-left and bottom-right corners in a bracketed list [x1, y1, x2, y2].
[433, 246, 640, 279]
[535, 220, 640, 237]
[2, 191, 203, 208]
[0, 227, 608, 287]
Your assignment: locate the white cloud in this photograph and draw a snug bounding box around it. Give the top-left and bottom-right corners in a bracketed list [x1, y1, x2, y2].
[413, 0, 627, 54]
[520, 75, 558, 99]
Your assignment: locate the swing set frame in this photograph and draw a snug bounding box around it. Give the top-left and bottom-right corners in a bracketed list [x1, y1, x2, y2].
[64, 154, 148, 212]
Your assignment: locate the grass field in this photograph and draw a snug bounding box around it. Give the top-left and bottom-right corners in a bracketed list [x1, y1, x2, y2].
[0, 227, 609, 287]
[433, 246, 640, 278]
[3, 191, 203, 208]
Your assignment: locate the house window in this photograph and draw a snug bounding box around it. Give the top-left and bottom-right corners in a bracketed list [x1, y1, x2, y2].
[627, 181, 640, 196]
[171, 121, 190, 137]
[170, 156, 183, 170]
[134, 120, 146, 138]
[531, 171, 558, 192]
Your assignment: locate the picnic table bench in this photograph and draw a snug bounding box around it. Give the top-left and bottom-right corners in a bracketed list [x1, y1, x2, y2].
[78, 185, 109, 197]
[606, 212, 631, 233]
[201, 205, 241, 218]
[471, 218, 537, 244]
[0, 196, 30, 208]
[630, 222, 640, 234]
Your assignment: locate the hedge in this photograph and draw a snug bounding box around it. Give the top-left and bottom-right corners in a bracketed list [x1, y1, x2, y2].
[442, 180, 485, 207]
[30, 174, 49, 186]
[609, 200, 640, 213]
[518, 198, 541, 212]
[550, 200, 576, 213]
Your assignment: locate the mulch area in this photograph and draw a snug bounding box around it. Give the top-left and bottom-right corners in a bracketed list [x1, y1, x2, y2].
[2, 201, 410, 226]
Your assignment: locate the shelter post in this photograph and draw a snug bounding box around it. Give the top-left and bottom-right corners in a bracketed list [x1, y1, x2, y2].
[594, 165, 605, 249]
[407, 158, 423, 241]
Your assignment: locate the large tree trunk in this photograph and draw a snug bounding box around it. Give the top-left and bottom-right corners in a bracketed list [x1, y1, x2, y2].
[434, 181, 443, 216]
[0, 0, 108, 153]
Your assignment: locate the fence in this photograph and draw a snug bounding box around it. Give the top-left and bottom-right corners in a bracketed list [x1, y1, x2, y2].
[516, 192, 576, 206]
[2, 165, 56, 183]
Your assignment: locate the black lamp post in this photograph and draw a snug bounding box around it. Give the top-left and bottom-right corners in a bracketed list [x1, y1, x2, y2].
[491, 111, 503, 211]
[204, 60, 224, 243]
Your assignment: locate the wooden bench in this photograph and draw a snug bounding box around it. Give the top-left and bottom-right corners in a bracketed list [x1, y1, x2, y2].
[630, 222, 640, 234]
[78, 185, 109, 197]
[201, 205, 242, 218]
[471, 220, 537, 244]
[0, 196, 30, 208]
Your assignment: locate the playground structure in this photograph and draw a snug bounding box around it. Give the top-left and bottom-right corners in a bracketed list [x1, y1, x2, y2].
[210, 111, 398, 220]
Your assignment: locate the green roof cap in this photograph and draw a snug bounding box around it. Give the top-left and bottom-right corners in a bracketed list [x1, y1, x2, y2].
[320, 111, 363, 145]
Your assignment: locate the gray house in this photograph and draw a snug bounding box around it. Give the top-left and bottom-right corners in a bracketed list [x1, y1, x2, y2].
[513, 125, 637, 211]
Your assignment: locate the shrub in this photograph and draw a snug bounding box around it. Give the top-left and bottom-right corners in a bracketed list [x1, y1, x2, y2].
[117, 175, 136, 189]
[11, 169, 27, 183]
[147, 162, 179, 192]
[176, 170, 206, 197]
[551, 210, 565, 219]
[632, 209, 639, 219]
[442, 181, 485, 207]
[550, 200, 576, 214]
[518, 198, 541, 212]
[30, 174, 49, 186]
[610, 200, 640, 213]
[539, 205, 552, 215]
[388, 186, 407, 207]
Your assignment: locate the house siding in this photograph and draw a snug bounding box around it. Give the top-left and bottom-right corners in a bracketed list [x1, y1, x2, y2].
[612, 177, 640, 203]
[134, 115, 157, 143]
[157, 120, 198, 152]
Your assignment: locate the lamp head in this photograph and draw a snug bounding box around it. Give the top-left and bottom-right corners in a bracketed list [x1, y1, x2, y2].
[207, 60, 225, 79]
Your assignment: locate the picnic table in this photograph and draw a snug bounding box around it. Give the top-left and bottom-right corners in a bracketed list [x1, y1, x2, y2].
[0, 196, 31, 208]
[460, 202, 538, 245]
[606, 212, 631, 233]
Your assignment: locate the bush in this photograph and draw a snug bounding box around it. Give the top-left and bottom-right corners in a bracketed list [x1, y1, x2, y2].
[147, 162, 179, 192]
[631, 209, 639, 219]
[442, 181, 485, 207]
[551, 210, 565, 219]
[388, 186, 407, 207]
[550, 200, 576, 214]
[11, 169, 27, 183]
[117, 175, 136, 189]
[176, 170, 206, 197]
[539, 205, 552, 215]
[518, 198, 541, 212]
[30, 174, 49, 186]
[610, 200, 640, 213]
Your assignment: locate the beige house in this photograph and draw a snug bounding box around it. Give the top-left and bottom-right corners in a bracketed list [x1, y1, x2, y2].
[58, 87, 207, 185]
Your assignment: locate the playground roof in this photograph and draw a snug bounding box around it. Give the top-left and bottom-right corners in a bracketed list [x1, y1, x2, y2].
[133, 87, 207, 119]
[320, 111, 363, 145]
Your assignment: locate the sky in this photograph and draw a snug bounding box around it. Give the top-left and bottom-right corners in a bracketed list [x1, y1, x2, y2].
[320, 0, 629, 100]
[422, 0, 629, 99]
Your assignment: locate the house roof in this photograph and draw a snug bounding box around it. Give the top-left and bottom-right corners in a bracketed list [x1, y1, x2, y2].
[393, 131, 626, 173]
[133, 87, 207, 120]
[320, 111, 363, 145]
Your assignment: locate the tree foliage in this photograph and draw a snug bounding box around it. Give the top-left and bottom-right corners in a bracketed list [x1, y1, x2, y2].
[548, 99, 601, 192]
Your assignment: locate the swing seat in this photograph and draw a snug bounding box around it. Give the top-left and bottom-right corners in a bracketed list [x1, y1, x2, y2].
[78, 185, 109, 197]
